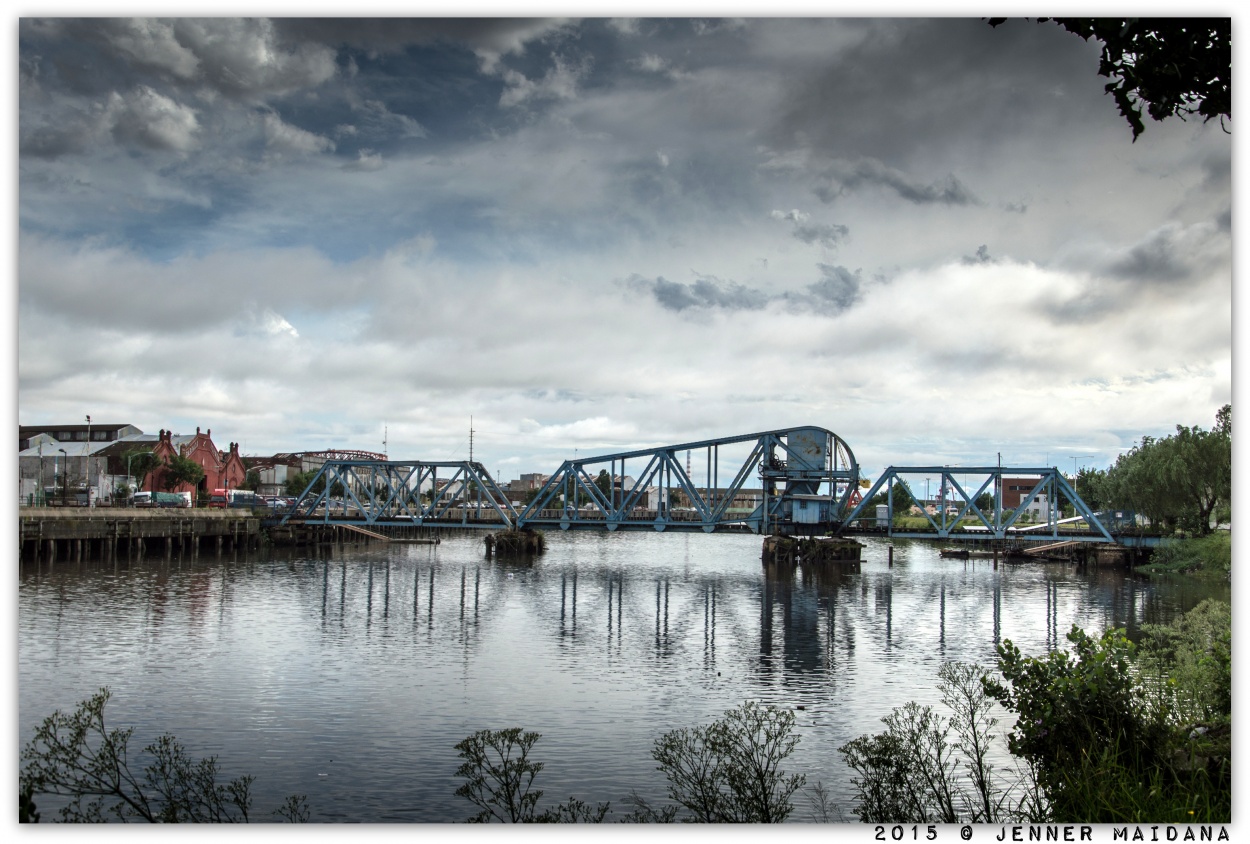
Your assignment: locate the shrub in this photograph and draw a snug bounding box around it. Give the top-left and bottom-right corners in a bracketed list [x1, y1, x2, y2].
[453, 728, 609, 823]
[840, 662, 1036, 824]
[983, 626, 1165, 793]
[651, 700, 806, 822]
[19, 688, 307, 823]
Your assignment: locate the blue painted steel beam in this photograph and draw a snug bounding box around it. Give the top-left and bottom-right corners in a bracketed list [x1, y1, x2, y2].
[514, 426, 858, 535]
[839, 466, 1116, 543]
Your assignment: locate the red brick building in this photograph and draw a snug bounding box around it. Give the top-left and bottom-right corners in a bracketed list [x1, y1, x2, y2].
[149, 427, 248, 499]
[1001, 477, 1043, 509]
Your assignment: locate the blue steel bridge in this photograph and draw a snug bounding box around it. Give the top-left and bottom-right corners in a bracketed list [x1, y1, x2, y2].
[274, 425, 1156, 547]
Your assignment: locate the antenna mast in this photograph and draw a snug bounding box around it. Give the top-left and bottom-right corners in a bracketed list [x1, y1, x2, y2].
[383, 425, 388, 459]
[469, 416, 475, 463]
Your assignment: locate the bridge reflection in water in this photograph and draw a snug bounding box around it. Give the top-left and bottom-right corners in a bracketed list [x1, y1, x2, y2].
[19, 531, 1225, 822]
[302, 537, 1179, 692]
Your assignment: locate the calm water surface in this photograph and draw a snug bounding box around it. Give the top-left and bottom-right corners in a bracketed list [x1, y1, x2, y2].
[18, 532, 1229, 822]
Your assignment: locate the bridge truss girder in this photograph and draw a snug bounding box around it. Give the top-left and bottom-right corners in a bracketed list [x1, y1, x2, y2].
[515, 426, 859, 534]
[838, 466, 1115, 543]
[278, 460, 514, 528]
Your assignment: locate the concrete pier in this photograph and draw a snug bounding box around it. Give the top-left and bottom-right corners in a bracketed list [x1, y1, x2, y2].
[18, 508, 261, 562]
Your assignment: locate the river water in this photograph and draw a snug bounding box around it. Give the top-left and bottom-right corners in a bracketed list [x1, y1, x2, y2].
[17, 531, 1229, 823]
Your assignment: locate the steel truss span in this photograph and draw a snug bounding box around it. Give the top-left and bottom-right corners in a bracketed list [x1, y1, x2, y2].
[273, 432, 1133, 544]
[278, 460, 515, 528]
[516, 426, 859, 534]
[276, 427, 860, 535]
[839, 466, 1123, 544]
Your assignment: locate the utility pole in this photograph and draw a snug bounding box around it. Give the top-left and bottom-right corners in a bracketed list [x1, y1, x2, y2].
[85, 414, 93, 507]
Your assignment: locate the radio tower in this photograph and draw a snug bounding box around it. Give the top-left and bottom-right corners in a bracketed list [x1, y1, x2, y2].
[686, 449, 691, 475]
[469, 416, 474, 463]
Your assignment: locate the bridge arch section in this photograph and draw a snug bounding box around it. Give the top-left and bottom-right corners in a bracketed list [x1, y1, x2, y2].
[516, 426, 859, 536]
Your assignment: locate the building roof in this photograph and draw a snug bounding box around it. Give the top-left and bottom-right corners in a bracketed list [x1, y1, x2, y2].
[20, 423, 137, 437]
[17, 433, 196, 459]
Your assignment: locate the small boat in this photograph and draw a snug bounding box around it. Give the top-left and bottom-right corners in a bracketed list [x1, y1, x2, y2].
[940, 548, 970, 559]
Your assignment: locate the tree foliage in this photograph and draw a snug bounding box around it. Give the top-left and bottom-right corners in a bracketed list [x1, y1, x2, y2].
[1100, 405, 1230, 534]
[990, 18, 1231, 141]
[161, 455, 206, 492]
[983, 626, 1167, 818]
[1073, 466, 1108, 512]
[595, 469, 612, 499]
[19, 688, 308, 823]
[1136, 599, 1232, 724]
[122, 449, 163, 493]
[867, 482, 914, 516]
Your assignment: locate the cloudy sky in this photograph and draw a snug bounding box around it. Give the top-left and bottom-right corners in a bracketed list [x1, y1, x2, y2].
[15, 15, 1233, 481]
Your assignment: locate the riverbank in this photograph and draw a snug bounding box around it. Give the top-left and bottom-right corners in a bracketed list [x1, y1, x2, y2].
[1134, 531, 1230, 578]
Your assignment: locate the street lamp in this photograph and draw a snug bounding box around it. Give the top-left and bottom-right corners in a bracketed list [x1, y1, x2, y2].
[58, 448, 68, 506]
[85, 415, 93, 507]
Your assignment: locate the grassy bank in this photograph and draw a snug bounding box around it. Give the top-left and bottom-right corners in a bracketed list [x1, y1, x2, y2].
[1136, 531, 1231, 577]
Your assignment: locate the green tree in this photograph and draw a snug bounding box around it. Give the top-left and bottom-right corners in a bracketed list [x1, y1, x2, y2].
[594, 469, 612, 500]
[989, 18, 1231, 141]
[1073, 466, 1107, 511]
[1101, 405, 1230, 534]
[238, 469, 261, 492]
[123, 449, 163, 493]
[284, 470, 339, 498]
[19, 688, 307, 823]
[162, 455, 205, 492]
[867, 483, 914, 516]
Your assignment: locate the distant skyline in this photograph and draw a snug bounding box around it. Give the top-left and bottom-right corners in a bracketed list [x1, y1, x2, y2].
[16, 17, 1233, 481]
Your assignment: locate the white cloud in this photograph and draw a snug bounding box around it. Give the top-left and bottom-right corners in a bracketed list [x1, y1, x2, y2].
[103, 19, 200, 79]
[499, 55, 590, 108]
[173, 18, 338, 99]
[341, 149, 385, 171]
[262, 112, 335, 155]
[106, 86, 200, 152]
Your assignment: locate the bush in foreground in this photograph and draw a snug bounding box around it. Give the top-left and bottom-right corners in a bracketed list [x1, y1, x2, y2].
[19, 688, 308, 823]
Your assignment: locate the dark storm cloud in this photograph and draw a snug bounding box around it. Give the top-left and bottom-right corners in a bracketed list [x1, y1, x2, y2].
[771, 209, 849, 249]
[1106, 226, 1195, 285]
[814, 158, 979, 206]
[767, 18, 1108, 164]
[20, 19, 339, 101]
[962, 245, 993, 265]
[627, 265, 863, 317]
[796, 264, 862, 314]
[273, 18, 572, 65]
[642, 275, 771, 312]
